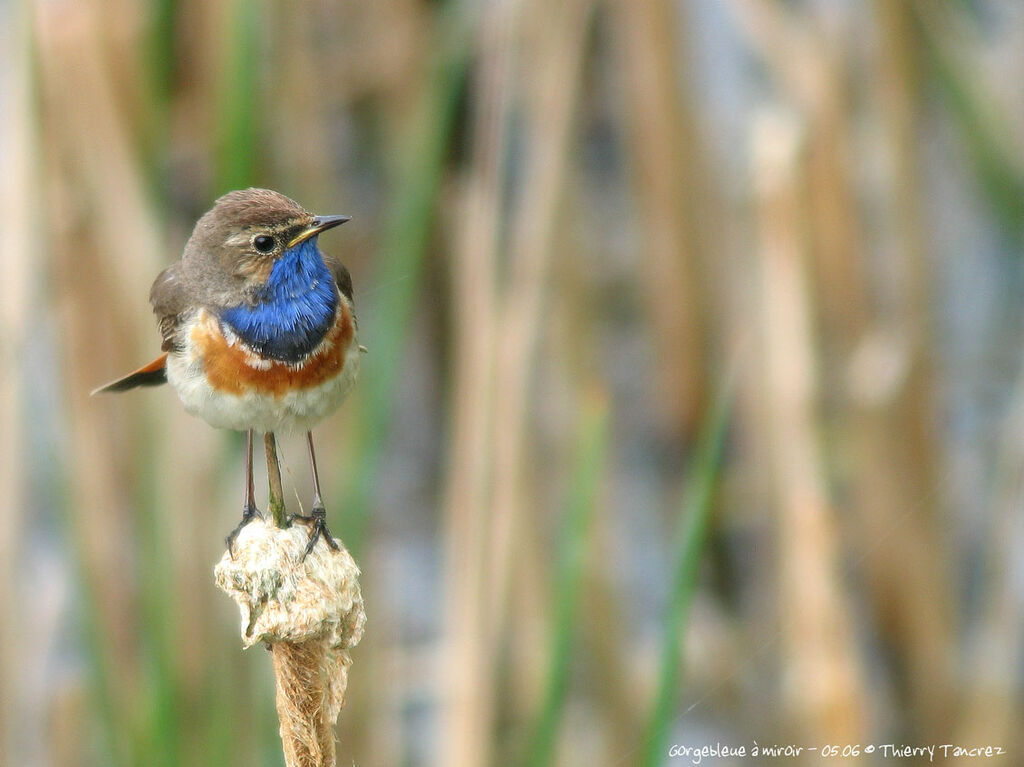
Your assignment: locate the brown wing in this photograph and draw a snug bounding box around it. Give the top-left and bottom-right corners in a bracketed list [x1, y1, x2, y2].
[91, 262, 191, 395]
[324, 254, 354, 304]
[149, 262, 194, 352]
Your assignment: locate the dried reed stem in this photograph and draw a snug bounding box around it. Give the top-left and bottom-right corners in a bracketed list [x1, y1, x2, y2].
[612, 0, 709, 437]
[264, 432, 289, 528]
[440, 4, 517, 765]
[753, 110, 868, 744]
[37, 2, 163, 743]
[272, 642, 346, 767]
[487, 0, 593, 726]
[731, 0, 955, 737]
[215, 518, 365, 767]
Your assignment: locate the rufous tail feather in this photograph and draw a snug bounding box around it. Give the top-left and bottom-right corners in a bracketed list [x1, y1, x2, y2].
[91, 354, 168, 395]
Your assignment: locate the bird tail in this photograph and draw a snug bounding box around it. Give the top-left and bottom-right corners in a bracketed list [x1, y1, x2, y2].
[91, 353, 168, 394]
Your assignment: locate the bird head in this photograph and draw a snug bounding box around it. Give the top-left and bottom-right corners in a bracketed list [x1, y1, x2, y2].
[182, 188, 350, 306]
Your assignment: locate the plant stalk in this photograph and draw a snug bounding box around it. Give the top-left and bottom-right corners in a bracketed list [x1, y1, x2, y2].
[264, 432, 288, 528]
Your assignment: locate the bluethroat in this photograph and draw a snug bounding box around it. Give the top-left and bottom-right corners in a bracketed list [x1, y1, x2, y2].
[94, 188, 361, 557]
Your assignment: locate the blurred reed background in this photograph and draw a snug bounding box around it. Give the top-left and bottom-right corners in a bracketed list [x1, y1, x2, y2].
[2, 0, 1024, 765]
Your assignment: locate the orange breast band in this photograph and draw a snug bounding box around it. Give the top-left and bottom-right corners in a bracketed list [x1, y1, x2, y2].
[193, 303, 354, 397]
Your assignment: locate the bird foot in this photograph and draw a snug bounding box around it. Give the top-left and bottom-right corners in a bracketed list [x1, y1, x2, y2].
[295, 503, 340, 561]
[225, 503, 263, 558]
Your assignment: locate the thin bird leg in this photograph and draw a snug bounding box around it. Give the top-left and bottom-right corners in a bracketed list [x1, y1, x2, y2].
[308, 430, 325, 512]
[302, 431, 339, 559]
[225, 429, 261, 555]
[245, 428, 257, 511]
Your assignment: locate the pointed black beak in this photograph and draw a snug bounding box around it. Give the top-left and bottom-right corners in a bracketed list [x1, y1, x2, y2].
[288, 215, 352, 247]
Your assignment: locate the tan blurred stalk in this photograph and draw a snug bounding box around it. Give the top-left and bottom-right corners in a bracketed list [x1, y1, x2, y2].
[726, 0, 869, 339]
[440, 0, 594, 762]
[439, 2, 517, 764]
[486, 0, 594, 733]
[728, 0, 955, 737]
[610, 0, 709, 438]
[0, 1, 37, 761]
[753, 109, 869, 745]
[270, 3, 335, 205]
[852, 0, 955, 735]
[34, 0, 164, 750]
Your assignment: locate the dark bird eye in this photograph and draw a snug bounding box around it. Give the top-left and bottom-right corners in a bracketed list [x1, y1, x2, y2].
[253, 235, 276, 253]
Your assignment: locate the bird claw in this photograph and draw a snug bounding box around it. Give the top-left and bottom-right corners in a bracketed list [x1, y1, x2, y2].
[225, 503, 262, 558]
[300, 504, 339, 561]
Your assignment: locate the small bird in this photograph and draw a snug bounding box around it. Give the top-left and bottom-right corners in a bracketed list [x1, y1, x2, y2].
[94, 188, 361, 557]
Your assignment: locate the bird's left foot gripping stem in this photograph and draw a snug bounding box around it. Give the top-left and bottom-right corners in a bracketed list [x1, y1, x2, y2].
[301, 502, 340, 561]
[299, 431, 340, 560]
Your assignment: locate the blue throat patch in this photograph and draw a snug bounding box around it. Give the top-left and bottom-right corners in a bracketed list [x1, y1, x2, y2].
[221, 238, 338, 363]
